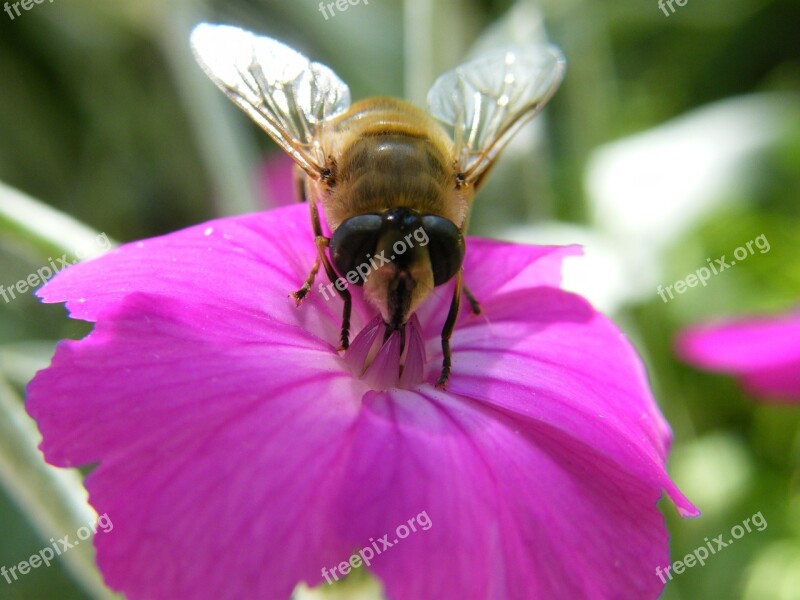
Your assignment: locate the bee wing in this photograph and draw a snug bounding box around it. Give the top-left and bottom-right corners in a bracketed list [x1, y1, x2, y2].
[427, 45, 565, 185]
[190, 23, 351, 176]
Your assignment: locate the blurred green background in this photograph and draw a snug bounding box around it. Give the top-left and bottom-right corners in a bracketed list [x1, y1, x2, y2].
[0, 0, 798, 598]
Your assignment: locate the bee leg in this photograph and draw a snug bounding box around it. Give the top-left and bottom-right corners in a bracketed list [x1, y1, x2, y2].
[436, 270, 463, 388]
[290, 198, 351, 349]
[290, 254, 321, 304]
[291, 193, 328, 302]
[317, 239, 351, 350]
[463, 284, 482, 315]
[294, 165, 307, 202]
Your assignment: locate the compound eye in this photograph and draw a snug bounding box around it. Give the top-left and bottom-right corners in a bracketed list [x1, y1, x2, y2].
[421, 215, 465, 286]
[329, 214, 383, 285]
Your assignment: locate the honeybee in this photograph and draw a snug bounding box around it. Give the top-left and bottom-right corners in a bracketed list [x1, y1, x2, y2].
[190, 23, 565, 387]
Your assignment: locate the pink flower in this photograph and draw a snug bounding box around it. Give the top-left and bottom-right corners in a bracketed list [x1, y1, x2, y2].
[27, 204, 696, 599]
[259, 153, 296, 208]
[677, 310, 800, 403]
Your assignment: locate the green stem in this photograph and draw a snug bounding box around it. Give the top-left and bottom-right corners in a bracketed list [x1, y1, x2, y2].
[0, 377, 121, 599]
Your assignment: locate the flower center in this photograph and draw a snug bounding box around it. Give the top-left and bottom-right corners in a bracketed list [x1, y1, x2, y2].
[342, 314, 427, 390]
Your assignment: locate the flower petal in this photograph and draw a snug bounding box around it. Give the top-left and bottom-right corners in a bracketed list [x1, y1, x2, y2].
[414, 241, 581, 340]
[676, 312, 800, 371]
[677, 311, 800, 402]
[36, 205, 361, 335]
[28, 293, 680, 599]
[29, 294, 364, 598]
[333, 388, 673, 599]
[440, 287, 698, 516]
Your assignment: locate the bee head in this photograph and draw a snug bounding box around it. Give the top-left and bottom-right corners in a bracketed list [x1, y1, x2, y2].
[329, 208, 464, 328]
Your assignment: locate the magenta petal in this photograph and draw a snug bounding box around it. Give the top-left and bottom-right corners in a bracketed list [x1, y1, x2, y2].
[413, 242, 582, 340]
[362, 332, 402, 390]
[463, 240, 581, 296]
[35, 205, 370, 338]
[343, 314, 384, 376]
[29, 295, 360, 598]
[336, 389, 673, 599]
[441, 287, 698, 518]
[27, 204, 693, 599]
[677, 310, 800, 402]
[398, 315, 426, 388]
[27, 294, 344, 468]
[740, 364, 800, 400]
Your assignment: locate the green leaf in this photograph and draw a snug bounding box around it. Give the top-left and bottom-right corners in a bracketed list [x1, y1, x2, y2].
[0, 180, 114, 261]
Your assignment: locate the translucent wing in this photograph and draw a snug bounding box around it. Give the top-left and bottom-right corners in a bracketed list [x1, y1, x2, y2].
[190, 23, 351, 176]
[427, 45, 565, 185]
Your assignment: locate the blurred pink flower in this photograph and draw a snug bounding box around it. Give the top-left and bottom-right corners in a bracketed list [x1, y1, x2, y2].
[259, 153, 296, 208]
[677, 310, 800, 403]
[27, 204, 696, 599]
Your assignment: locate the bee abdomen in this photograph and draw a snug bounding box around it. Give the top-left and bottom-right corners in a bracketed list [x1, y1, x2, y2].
[339, 134, 451, 215]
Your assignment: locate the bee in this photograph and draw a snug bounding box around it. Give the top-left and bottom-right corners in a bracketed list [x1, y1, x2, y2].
[190, 23, 565, 387]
